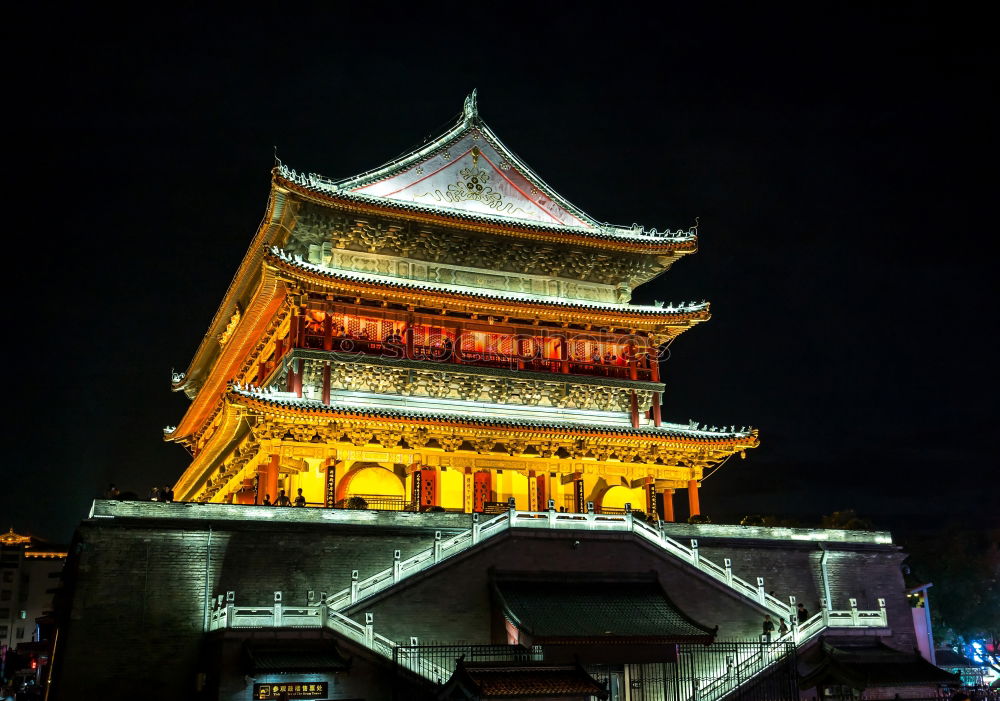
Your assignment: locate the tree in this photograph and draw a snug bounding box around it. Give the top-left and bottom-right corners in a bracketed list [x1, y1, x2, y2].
[344, 496, 368, 510]
[905, 527, 1000, 674]
[820, 509, 874, 531]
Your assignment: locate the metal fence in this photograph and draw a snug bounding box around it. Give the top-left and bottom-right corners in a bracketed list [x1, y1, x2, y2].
[391, 641, 798, 701]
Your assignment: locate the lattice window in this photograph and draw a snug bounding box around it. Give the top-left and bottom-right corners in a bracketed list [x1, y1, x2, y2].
[520, 336, 542, 357]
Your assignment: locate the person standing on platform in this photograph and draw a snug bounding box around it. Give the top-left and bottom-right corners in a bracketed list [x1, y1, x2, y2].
[274, 489, 291, 506]
[762, 614, 774, 643]
[293, 488, 306, 507]
[797, 602, 809, 624]
[262, 494, 272, 506]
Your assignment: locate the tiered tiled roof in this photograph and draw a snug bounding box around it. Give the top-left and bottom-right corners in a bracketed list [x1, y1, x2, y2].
[275, 90, 695, 248]
[267, 247, 709, 320]
[228, 385, 757, 446]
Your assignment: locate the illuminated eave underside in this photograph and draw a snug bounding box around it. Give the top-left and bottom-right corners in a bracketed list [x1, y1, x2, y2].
[267, 249, 711, 325]
[274, 175, 698, 255]
[228, 386, 759, 448]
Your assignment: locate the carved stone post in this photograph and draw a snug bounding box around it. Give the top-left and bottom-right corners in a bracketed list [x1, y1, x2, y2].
[364, 612, 374, 647]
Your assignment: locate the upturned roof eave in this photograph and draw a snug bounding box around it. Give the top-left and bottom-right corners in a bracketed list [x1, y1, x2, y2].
[276, 93, 696, 249]
[331, 101, 601, 229]
[170, 187, 289, 397]
[227, 386, 760, 447]
[266, 247, 711, 323]
[275, 171, 698, 253]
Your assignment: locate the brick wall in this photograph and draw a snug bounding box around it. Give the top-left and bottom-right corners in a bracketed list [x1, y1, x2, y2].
[52, 503, 918, 700]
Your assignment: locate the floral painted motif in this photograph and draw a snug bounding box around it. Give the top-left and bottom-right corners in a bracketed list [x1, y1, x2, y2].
[415, 159, 536, 219]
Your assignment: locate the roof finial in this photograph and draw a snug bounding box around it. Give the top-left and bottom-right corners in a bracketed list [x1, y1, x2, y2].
[463, 89, 478, 122]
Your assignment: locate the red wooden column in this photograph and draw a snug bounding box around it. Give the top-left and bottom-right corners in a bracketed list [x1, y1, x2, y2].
[560, 336, 569, 374]
[322, 361, 331, 405]
[322, 313, 333, 351]
[536, 473, 547, 510]
[688, 479, 701, 517]
[662, 488, 675, 522]
[651, 391, 662, 427]
[473, 471, 491, 512]
[257, 455, 280, 505]
[629, 391, 640, 428]
[650, 350, 661, 382]
[289, 313, 302, 350]
[453, 324, 463, 364]
[404, 325, 414, 359]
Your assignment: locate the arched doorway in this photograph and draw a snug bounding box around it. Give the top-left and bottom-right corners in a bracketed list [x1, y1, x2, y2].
[335, 462, 406, 509]
[597, 485, 647, 514]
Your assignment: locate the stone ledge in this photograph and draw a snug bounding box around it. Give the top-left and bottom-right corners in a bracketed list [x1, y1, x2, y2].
[89, 500, 474, 530]
[660, 522, 893, 546]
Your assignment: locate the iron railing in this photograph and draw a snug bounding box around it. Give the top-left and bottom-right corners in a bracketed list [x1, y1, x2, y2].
[388, 642, 797, 701]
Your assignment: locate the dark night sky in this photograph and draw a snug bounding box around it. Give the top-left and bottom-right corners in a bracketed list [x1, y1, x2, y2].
[3, 4, 995, 542]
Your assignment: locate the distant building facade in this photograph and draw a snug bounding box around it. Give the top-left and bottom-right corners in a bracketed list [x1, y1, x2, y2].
[0, 528, 66, 687]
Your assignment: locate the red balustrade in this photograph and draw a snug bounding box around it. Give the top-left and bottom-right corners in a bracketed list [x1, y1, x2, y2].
[266, 326, 656, 382]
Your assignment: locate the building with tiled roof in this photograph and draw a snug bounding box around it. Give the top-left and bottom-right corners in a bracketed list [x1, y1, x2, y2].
[49, 95, 948, 701]
[165, 92, 757, 517]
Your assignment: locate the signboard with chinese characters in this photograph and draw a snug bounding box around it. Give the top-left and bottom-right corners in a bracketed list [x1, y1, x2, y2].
[253, 682, 328, 699]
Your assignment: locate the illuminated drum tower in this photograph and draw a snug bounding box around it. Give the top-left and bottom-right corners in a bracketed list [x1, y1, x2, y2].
[165, 92, 758, 518]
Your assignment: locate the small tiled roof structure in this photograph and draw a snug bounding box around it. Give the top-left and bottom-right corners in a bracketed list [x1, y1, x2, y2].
[492, 572, 716, 644]
[799, 641, 959, 689]
[934, 649, 983, 669]
[243, 638, 351, 673]
[437, 660, 608, 700]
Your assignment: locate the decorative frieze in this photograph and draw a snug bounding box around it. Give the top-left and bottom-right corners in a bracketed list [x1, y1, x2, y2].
[284, 204, 671, 291]
[298, 358, 650, 413]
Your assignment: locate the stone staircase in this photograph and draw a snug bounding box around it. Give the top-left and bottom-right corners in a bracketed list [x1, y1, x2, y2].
[209, 508, 889, 693]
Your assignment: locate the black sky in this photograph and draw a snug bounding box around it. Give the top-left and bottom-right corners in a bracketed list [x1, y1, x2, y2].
[3, 4, 995, 541]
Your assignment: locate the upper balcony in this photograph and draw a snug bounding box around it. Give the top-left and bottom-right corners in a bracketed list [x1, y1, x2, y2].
[253, 309, 660, 387]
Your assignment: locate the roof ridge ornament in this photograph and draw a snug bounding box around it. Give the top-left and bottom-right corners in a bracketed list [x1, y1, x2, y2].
[463, 89, 479, 123]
